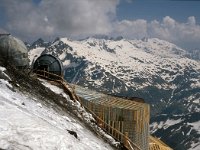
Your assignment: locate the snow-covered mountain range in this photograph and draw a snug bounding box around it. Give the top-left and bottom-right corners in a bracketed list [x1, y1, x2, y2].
[28, 37, 200, 150]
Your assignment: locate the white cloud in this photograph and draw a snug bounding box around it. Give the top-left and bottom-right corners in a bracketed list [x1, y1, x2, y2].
[1, 0, 200, 50]
[163, 16, 176, 28]
[2, 0, 119, 40]
[125, 0, 134, 3]
[2, 0, 54, 40]
[113, 16, 200, 50]
[112, 19, 147, 39]
[150, 16, 200, 50]
[187, 16, 196, 25]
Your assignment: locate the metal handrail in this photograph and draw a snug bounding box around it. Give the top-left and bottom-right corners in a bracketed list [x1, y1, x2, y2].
[34, 69, 64, 80]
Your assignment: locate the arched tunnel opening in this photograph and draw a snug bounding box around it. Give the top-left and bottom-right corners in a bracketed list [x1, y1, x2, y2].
[33, 54, 63, 80]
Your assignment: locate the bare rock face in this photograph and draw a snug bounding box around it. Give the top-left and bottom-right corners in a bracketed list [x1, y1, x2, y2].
[0, 35, 29, 68]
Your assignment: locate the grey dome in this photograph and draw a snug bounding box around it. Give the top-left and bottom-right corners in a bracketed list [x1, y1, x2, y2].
[33, 54, 63, 78]
[0, 35, 29, 67]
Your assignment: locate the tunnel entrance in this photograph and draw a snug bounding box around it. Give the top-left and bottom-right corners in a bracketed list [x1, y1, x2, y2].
[33, 54, 63, 80]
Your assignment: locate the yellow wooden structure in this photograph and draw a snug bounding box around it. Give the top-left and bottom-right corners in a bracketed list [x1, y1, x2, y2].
[149, 136, 173, 150]
[75, 85, 150, 150]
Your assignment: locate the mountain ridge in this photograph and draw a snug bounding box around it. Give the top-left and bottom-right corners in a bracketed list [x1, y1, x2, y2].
[29, 37, 200, 150]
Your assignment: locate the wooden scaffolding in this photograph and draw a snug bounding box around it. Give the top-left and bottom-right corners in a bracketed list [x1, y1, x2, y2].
[149, 136, 173, 150]
[75, 85, 150, 150]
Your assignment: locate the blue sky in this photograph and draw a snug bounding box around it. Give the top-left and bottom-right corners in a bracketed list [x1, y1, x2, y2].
[117, 0, 200, 23]
[0, 0, 200, 50]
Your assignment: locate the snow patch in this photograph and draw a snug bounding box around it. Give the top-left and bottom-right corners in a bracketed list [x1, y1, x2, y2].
[188, 121, 200, 134]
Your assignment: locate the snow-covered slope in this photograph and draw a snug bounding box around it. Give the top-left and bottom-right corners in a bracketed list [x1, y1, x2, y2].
[0, 66, 114, 150]
[29, 37, 200, 150]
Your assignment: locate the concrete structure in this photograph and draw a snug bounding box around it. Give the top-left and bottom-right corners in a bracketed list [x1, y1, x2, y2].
[0, 35, 29, 68]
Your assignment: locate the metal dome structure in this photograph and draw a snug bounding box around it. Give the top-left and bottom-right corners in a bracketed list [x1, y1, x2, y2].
[0, 34, 29, 68]
[33, 54, 63, 78]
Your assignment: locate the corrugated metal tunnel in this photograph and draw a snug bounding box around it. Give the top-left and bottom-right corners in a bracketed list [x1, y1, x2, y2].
[33, 54, 63, 79]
